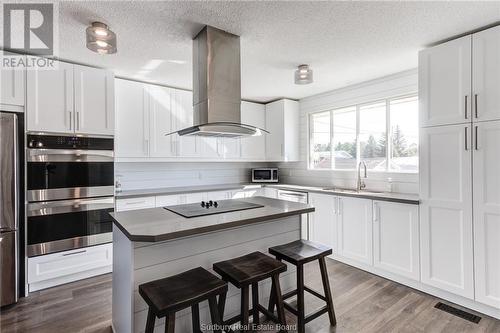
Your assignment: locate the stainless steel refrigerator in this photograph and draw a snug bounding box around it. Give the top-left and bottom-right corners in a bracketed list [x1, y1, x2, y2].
[0, 112, 19, 307]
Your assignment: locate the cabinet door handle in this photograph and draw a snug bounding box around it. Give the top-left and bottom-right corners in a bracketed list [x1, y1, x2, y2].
[465, 127, 468, 151]
[475, 125, 479, 151]
[62, 249, 87, 256]
[338, 198, 342, 216]
[69, 111, 72, 130]
[474, 94, 478, 119]
[76, 111, 80, 130]
[464, 95, 468, 119]
[333, 197, 337, 214]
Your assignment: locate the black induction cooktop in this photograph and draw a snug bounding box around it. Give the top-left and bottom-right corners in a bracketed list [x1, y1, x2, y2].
[164, 200, 264, 218]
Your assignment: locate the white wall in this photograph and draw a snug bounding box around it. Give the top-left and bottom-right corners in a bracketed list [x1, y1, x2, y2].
[115, 162, 270, 191]
[278, 69, 419, 194]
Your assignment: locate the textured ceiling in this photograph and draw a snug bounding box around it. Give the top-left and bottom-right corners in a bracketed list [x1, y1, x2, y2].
[39, 1, 500, 102]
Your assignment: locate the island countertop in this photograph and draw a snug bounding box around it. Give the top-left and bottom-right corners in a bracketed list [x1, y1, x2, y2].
[109, 196, 314, 242]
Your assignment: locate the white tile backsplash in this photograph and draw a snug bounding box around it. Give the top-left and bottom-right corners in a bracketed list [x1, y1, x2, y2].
[115, 162, 271, 191]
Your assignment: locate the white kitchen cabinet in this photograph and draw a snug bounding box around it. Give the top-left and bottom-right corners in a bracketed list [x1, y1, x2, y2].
[419, 124, 474, 299]
[308, 193, 337, 253]
[27, 60, 74, 133]
[173, 89, 199, 157]
[473, 120, 500, 308]
[27, 243, 112, 292]
[148, 85, 176, 157]
[373, 201, 419, 280]
[263, 187, 278, 199]
[337, 197, 373, 265]
[218, 137, 241, 159]
[265, 99, 299, 161]
[115, 79, 150, 158]
[205, 190, 233, 201]
[472, 26, 500, 122]
[419, 35, 472, 127]
[1, 67, 24, 109]
[73, 65, 114, 135]
[241, 101, 266, 160]
[115, 196, 156, 212]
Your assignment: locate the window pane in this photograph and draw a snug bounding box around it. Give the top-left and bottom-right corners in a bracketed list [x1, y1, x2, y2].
[390, 96, 419, 172]
[359, 102, 387, 170]
[332, 106, 357, 169]
[310, 111, 331, 169]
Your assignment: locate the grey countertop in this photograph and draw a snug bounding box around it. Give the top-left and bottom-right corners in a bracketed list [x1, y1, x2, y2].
[115, 183, 419, 205]
[110, 196, 315, 242]
[115, 183, 262, 199]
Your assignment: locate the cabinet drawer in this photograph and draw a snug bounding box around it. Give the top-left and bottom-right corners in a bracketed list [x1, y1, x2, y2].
[28, 243, 112, 284]
[116, 196, 156, 211]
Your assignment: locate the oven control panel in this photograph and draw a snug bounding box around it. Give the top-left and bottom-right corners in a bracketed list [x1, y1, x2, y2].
[27, 135, 114, 150]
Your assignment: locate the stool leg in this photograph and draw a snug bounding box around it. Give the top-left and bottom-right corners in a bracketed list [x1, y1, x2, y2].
[191, 303, 201, 333]
[209, 296, 223, 333]
[251, 282, 260, 325]
[217, 291, 227, 324]
[164, 312, 175, 333]
[145, 308, 156, 333]
[267, 279, 276, 317]
[296, 264, 305, 333]
[319, 257, 337, 326]
[271, 274, 287, 333]
[241, 285, 250, 330]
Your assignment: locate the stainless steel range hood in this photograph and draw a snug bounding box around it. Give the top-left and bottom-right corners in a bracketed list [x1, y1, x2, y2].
[167, 26, 267, 138]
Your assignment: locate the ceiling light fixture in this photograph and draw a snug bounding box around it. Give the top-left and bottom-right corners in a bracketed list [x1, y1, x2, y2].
[86, 22, 117, 54]
[294, 64, 313, 85]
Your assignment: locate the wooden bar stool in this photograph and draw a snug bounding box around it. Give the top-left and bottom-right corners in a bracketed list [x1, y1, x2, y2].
[213, 251, 288, 332]
[268, 240, 337, 333]
[138, 267, 228, 333]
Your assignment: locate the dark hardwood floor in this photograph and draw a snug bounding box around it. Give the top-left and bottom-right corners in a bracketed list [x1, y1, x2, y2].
[1, 259, 499, 333]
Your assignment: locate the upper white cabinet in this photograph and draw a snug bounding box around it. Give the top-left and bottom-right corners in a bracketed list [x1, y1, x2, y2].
[1, 67, 25, 110]
[173, 89, 199, 157]
[373, 201, 419, 280]
[265, 99, 299, 161]
[308, 193, 337, 254]
[73, 65, 114, 135]
[419, 124, 474, 299]
[115, 79, 150, 158]
[473, 120, 500, 308]
[148, 85, 176, 157]
[27, 59, 114, 136]
[419, 35, 472, 127]
[241, 101, 266, 160]
[337, 197, 373, 265]
[27, 61, 74, 134]
[472, 26, 500, 122]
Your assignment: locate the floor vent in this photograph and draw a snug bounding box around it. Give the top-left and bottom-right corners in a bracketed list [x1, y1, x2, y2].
[434, 302, 481, 323]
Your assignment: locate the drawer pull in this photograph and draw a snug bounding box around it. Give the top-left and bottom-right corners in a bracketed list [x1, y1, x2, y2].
[125, 200, 147, 205]
[62, 249, 87, 256]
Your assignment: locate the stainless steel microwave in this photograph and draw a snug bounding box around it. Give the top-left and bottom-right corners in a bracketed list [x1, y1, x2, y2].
[252, 168, 279, 183]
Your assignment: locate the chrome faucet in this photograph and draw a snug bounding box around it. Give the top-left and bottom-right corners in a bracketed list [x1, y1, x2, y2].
[357, 161, 367, 192]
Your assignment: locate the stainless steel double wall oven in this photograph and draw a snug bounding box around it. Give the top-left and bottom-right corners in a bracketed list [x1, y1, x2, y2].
[26, 135, 114, 257]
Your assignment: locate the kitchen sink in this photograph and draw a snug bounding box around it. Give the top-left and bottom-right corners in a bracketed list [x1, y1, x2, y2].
[322, 187, 384, 195]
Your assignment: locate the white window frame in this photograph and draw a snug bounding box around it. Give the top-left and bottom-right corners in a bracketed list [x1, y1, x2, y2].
[307, 93, 418, 173]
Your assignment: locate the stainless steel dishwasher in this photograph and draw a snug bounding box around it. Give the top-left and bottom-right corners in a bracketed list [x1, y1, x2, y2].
[277, 189, 309, 240]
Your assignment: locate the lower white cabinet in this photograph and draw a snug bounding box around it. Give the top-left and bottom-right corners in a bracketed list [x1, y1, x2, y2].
[420, 124, 474, 299]
[308, 193, 337, 253]
[337, 197, 373, 265]
[473, 121, 500, 309]
[115, 196, 156, 212]
[27, 243, 112, 292]
[373, 201, 420, 280]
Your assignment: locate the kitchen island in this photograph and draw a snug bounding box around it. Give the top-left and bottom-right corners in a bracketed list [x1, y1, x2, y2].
[110, 196, 314, 333]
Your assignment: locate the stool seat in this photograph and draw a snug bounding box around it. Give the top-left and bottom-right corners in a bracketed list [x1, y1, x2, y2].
[139, 267, 227, 316]
[269, 239, 332, 265]
[213, 251, 287, 288]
